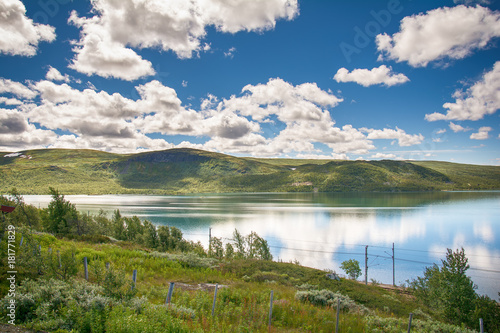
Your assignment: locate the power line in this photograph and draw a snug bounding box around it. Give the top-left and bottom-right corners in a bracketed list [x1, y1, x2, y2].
[207, 231, 500, 275]
[469, 267, 500, 274]
[264, 244, 500, 275]
[269, 245, 364, 256]
[396, 247, 500, 259]
[249, 235, 500, 261]
[395, 258, 434, 265]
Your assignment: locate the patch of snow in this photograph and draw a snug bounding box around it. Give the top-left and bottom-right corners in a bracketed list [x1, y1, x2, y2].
[4, 152, 21, 157]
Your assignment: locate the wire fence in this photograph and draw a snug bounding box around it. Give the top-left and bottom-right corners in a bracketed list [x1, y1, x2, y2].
[9, 235, 494, 333]
[185, 230, 500, 288]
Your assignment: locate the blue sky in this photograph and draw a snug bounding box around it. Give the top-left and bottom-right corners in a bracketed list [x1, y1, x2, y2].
[0, 0, 499, 165]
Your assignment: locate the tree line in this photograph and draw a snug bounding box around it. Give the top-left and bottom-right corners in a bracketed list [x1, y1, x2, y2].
[0, 187, 271, 260]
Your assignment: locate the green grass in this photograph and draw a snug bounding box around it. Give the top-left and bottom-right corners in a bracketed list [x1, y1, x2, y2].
[1, 148, 499, 194]
[413, 161, 500, 190]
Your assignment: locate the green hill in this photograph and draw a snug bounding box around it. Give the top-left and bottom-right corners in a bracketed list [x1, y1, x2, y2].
[1, 148, 499, 194]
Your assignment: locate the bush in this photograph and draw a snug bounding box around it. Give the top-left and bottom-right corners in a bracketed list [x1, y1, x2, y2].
[409, 248, 479, 327]
[340, 259, 362, 280]
[105, 303, 201, 333]
[149, 251, 218, 269]
[364, 315, 477, 333]
[0, 278, 109, 331]
[295, 289, 369, 314]
[101, 266, 137, 301]
[0, 277, 196, 332]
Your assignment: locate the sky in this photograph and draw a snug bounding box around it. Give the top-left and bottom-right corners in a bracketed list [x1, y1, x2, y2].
[0, 0, 499, 165]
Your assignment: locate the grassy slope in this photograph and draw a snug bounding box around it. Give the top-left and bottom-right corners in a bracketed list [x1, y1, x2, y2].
[0, 232, 443, 332]
[412, 161, 500, 190]
[0, 149, 124, 194]
[1, 148, 499, 194]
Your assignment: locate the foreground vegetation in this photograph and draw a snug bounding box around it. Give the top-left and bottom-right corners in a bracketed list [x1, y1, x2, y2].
[1, 190, 499, 332]
[1, 148, 500, 194]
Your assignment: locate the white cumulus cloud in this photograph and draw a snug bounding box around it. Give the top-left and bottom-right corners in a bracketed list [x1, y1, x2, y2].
[370, 153, 397, 159]
[46, 66, 71, 83]
[68, 11, 155, 81]
[470, 126, 492, 140]
[376, 5, 500, 67]
[449, 122, 472, 132]
[363, 127, 424, 146]
[0, 78, 37, 99]
[0, 0, 56, 56]
[333, 65, 409, 87]
[0, 108, 57, 151]
[1, 76, 424, 156]
[68, 0, 298, 80]
[426, 61, 500, 121]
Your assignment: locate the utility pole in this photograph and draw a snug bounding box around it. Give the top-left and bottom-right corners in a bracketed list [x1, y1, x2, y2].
[365, 245, 368, 285]
[392, 243, 395, 287]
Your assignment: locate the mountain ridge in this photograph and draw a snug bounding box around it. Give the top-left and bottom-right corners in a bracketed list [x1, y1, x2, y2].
[1, 148, 499, 194]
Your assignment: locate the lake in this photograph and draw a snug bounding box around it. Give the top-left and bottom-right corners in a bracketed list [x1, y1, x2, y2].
[23, 191, 500, 300]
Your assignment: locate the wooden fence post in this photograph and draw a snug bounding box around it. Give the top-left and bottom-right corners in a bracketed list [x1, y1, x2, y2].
[268, 290, 274, 330]
[84, 257, 88, 281]
[166, 282, 175, 305]
[335, 298, 340, 333]
[211, 283, 219, 316]
[131, 269, 137, 290]
[480, 318, 484, 333]
[407, 313, 413, 333]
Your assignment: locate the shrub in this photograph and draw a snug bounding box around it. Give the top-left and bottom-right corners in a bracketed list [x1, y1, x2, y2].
[105, 303, 201, 333]
[340, 259, 362, 280]
[149, 251, 218, 269]
[408, 248, 479, 327]
[364, 315, 477, 333]
[295, 289, 369, 314]
[102, 266, 137, 301]
[0, 278, 110, 331]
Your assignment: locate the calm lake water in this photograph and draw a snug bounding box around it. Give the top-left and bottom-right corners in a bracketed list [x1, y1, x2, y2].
[24, 191, 500, 300]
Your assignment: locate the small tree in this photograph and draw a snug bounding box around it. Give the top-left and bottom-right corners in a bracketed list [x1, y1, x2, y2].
[340, 259, 361, 280]
[8, 188, 41, 230]
[409, 248, 477, 327]
[123, 216, 143, 242]
[44, 188, 78, 235]
[225, 243, 234, 259]
[209, 237, 224, 259]
[112, 210, 125, 240]
[141, 220, 159, 249]
[251, 232, 273, 261]
[232, 229, 246, 258]
[157, 225, 171, 251]
[229, 229, 272, 260]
